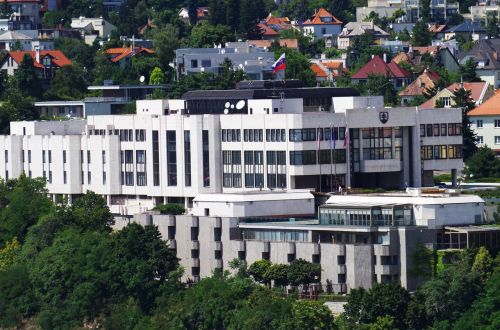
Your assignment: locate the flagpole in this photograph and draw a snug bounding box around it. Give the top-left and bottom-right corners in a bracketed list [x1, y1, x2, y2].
[334, 127, 337, 190]
[330, 124, 333, 192]
[317, 127, 322, 192]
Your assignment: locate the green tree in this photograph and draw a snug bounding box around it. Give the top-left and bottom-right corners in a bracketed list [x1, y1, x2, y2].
[0, 238, 21, 270]
[0, 265, 38, 328]
[421, 0, 431, 22]
[287, 258, 321, 286]
[486, 12, 499, 39]
[190, 21, 234, 48]
[274, 49, 316, 86]
[12, 54, 42, 99]
[358, 74, 398, 106]
[248, 259, 272, 284]
[152, 26, 180, 72]
[412, 20, 432, 46]
[149, 66, 166, 85]
[70, 191, 115, 232]
[472, 246, 494, 283]
[54, 38, 96, 72]
[291, 299, 336, 330]
[409, 243, 434, 283]
[264, 263, 289, 287]
[459, 58, 480, 82]
[453, 87, 477, 160]
[187, 0, 198, 25]
[45, 65, 88, 100]
[0, 0, 12, 19]
[0, 175, 52, 245]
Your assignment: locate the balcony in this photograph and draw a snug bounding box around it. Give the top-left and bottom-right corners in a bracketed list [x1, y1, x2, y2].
[359, 159, 402, 173]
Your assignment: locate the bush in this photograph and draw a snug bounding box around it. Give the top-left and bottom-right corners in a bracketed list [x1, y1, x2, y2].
[153, 203, 185, 215]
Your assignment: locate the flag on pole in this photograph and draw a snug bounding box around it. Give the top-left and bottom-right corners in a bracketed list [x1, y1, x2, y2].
[272, 53, 286, 73]
[343, 128, 349, 148]
[317, 127, 321, 151]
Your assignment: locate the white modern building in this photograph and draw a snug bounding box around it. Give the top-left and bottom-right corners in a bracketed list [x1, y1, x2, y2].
[174, 42, 275, 80]
[121, 188, 496, 291]
[0, 81, 464, 214]
[469, 91, 500, 155]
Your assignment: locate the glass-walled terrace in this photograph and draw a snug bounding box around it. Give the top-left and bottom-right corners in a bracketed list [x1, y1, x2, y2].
[319, 205, 414, 227]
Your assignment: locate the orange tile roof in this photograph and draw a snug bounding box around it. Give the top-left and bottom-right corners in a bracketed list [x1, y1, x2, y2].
[311, 63, 328, 77]
[321, 61, 342, 69]
[258, 23, 279, 36]
[265, 14, 290, 25]
[447, 82, 487, 103]
[399, 70, 440, 97]
[303, 8, 342, 25]
[8, 50, 72, 68]
[468, 91, 500, 116]
[428, 24, 447, 33]
[392, 52, 413, 65]
[105, 47, 155, 63]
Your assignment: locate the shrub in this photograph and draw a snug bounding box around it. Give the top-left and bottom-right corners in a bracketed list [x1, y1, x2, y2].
[152, 203, 185, 215]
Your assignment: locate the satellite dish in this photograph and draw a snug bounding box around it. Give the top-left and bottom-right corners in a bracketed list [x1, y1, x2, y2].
[236, 100, 245, 110]
[224, 102, 230, 108]
[139, 75, 145, 83]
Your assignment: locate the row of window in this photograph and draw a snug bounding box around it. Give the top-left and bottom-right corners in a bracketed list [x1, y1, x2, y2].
[88, 129, 146, 142]
[290, 150, 347, 165]
[221, 127, 347, 143]
[420, 123, 462, 137]
[474, 119, 500, 128]
[421, 144, 463, 160]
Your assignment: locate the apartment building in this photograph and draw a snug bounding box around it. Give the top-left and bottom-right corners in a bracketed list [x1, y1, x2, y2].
[0, 82, 464, 214]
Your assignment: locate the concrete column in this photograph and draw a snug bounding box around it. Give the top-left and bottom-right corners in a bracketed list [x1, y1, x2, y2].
[184, 197, 190, 210]
[411, 123, 422, 188]
[451, 169, 457, 187]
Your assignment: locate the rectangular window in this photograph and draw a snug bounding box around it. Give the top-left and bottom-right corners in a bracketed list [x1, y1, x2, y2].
[203, 130, 210, 187]
[433, 145, 448, 159]
[87, 171, 91, 184]
[495, 136, 500, 145]
[440, 123, 447, 136]
[63, 150, 66, 163]
[4, 150, 7, 163]
[48, 150, 52, 163]
[421, 145, 433, 160]
[42, 150, 45, 163]
[28, 150, 31, 163]
[48, 171, 52, 183]
[201, 59, 211, 67]
[476, 120, 483, 128]
[184, 131, 191, 187]
[433, 124, 440, 136]
[87, 150, 90, 163]
[152, 131, 160, 186]
[477, 136, 484, 144]
[222, 150, 242, 188]
[103, 171, 106, 185]
[426, 124, 433, 137]
[420, 124, 425, 137]
[290, 150, 317, 165]
[135, 129, 146, 141]
[166, 130, 177, 186]
[448, 145, 463, 159]
[495, 119, 500, 128]
[63, 171, 67, 184]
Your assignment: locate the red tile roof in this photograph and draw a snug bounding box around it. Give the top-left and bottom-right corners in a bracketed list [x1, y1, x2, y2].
[303, 8, 342, 25]
[392, 52, 413, 65]
[8, 50, 72, 68]
[105, 47, 155, 63]
[265, 14, 290, 25]
[352, 55, 411, 79]
[258, 23, 279, 36]
[469, 90, 500, 116]
[248, 39, 299, 49]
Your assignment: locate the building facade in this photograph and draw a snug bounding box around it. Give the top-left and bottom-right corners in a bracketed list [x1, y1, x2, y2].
[119, 189, 493, 292]
[0, 84, 464, 214]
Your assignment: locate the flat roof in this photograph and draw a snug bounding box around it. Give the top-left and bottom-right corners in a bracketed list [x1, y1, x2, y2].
[325, 194, 484, 206]
[193, 189, 314, 203]
[88, 84, 167, 90]
[445, 225, 500, 233]
[34, 101, 84, 106]
[239, 221, 390, 232]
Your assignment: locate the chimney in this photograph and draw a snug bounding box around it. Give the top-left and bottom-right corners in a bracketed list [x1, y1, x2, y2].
[35, 47, 40, 64]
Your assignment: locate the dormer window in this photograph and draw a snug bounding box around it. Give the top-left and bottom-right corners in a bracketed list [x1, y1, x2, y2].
[321, 17, 333, 23]
[42, 57, 51, 67]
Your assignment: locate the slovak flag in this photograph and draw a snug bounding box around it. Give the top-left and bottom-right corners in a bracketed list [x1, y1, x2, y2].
[272, 53, 286, 73]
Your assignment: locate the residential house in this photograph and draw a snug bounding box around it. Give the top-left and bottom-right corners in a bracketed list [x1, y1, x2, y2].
[0, 0, 40, 30]
[71, 17, 117, 45]
[380, 40, 411, 54]
[105, 47, 155, 68]
[399, 69, 441, 105]
[351, 55, 412, 88]
[0, 30, 32, 50]
[310, 60, 345, 83]
[444, 22, 486, 41]
[302, 8, 342, 47]
[337, 21, 389, 50]
[428, 24, 447, 40]
[258, 14, 293, 40]
[420, 82, 491, 109]
[248, 39, 299, 50]
[468, 2, 500, 24]
[356, 0, 459, 23]
[178, 7, 209, 24]
[469, 91, 500, 154]
[174, 42, 275, 80]
[0, 49, 71, 80]
[459, 39, 500, 89]
[392, 46, 459, 74]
